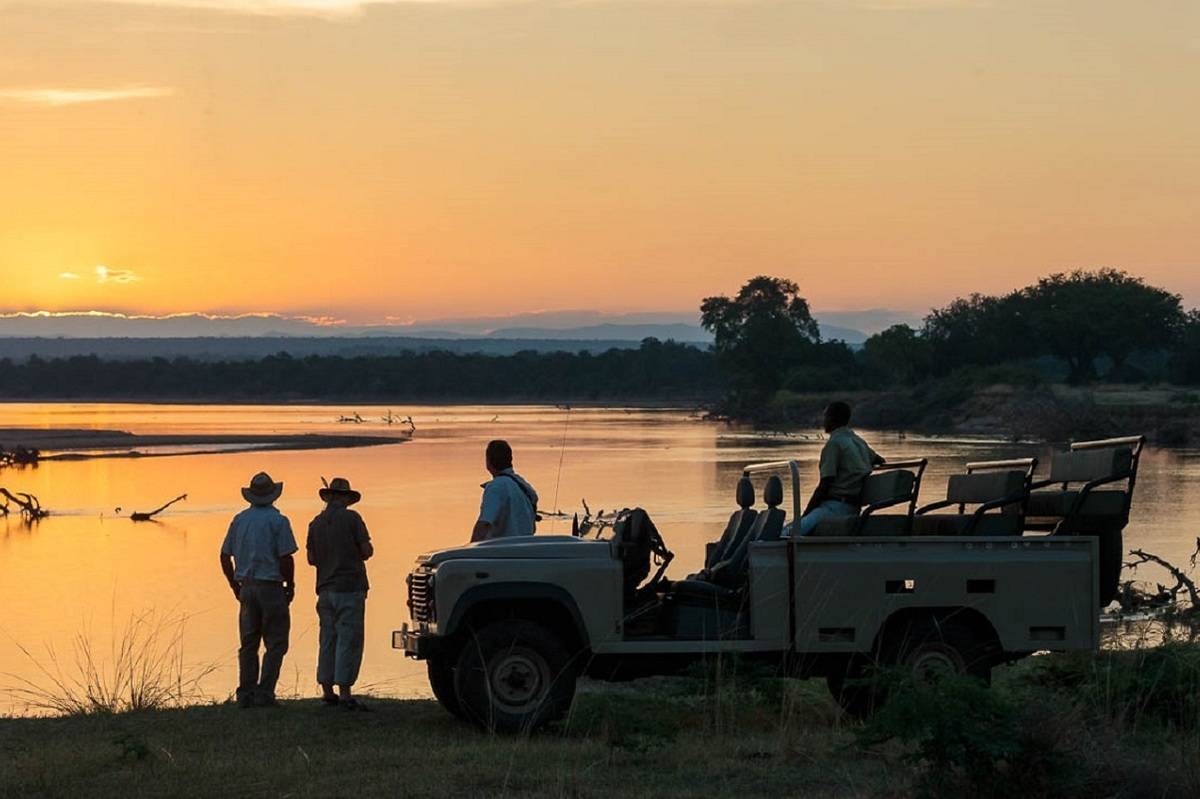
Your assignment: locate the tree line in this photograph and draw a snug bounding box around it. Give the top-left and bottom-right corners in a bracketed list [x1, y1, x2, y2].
[3, 269, 1196, 406]
[0, 339, 721, 401]
[701, 270, 1200, 414]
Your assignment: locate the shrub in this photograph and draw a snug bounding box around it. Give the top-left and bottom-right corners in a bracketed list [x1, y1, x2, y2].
[858, 671, 1069, 798]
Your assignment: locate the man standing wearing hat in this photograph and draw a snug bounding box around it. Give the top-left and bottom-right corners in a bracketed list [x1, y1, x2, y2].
[307, 477, 374, 710]
[219, 471, 299, 709]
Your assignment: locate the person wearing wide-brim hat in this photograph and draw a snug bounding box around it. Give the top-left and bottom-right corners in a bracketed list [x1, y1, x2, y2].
[220, 471, 299, 708]
[307, 477, 374, 710]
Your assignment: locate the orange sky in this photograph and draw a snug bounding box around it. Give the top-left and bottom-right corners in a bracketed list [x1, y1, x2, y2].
[2, 0, 1198, 323]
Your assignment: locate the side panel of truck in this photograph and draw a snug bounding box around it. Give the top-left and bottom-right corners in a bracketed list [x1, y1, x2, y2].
[789, 537, 1099, 655]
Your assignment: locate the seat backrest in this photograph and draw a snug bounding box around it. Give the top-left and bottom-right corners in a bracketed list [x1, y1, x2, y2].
[1049, 446, 1132, 484]
[706, 477, 757, 568]
[946, 470, 1026, 506]
[861, 470, 916, 507]
[749, 475, 787, 543]
[708, 475, 785, 587]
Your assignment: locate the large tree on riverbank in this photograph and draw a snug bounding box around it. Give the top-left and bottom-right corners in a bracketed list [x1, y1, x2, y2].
[700, 276, 821, 409]
[1019, 269, 1185, 382]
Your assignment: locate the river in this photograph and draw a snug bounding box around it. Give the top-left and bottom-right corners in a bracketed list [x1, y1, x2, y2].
[1, 403, 1197, 715]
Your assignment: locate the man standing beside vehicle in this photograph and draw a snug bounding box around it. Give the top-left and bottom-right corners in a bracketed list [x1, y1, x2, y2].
[307, 477, 374, 710]
[471, 439, 539, 541]
[789, 401, 885, 537]
[219, 471, 298, 709]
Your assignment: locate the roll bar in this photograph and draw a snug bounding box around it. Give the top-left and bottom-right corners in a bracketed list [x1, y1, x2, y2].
[742, 460, 804, 521]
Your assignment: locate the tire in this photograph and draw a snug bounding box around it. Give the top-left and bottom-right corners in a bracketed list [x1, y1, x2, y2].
[452, 619, 577, 734]
[885, 617, 993, 685]
[829, 617, 994, 720]
[428, 655, 464, 719]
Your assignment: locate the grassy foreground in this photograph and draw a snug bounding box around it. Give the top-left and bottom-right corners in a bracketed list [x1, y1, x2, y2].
[0, 688, 876, 799]
[2, 647, 1199, 799]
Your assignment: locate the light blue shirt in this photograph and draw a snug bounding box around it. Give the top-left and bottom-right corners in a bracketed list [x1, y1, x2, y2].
[478, 468, 538, 539]
[221, 505, 298, 581]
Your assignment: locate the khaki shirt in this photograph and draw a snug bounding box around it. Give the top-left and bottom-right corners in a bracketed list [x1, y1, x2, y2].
[818, 427, 879, 501]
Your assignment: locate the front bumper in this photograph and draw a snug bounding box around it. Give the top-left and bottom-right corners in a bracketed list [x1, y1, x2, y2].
[392, 623, 442, 660]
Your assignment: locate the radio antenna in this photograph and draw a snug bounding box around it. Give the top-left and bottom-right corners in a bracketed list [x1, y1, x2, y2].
[551, 405, 571, 528]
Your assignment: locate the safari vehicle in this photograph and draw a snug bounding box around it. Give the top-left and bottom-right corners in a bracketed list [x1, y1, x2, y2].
[395, 437, 1142, 732]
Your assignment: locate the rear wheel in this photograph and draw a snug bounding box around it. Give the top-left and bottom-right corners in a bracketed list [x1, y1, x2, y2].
[427, 654, 463, 719]
[452, 619, 577, 734]
[886, 617, 993, 684]
[828, 617, 994, 719]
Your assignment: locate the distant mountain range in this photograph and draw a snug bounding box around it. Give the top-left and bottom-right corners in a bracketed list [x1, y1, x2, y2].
[0, 309, 919, 340]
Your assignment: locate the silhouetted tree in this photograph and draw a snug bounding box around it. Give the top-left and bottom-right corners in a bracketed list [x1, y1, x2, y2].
[923, 292, 1029, 376]
[1170, 310, 1200, 385]
[862, 324, 931, 385]
[1021, 269, 1184, 382]
[700, 276, 820, 408]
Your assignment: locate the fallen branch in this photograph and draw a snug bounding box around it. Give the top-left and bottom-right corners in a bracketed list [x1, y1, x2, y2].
[1124, 548, 1200, 611]
[0, 487, 49, 520]
[131, 494, 187, 522]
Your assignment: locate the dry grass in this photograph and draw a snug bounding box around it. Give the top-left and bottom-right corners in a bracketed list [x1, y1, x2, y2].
[3, 611, 219, 716]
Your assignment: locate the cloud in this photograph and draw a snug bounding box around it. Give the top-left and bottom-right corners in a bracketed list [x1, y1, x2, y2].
[95, 265, 142, 284]
[58, 272, 82, 280]
[0, 86, 177, 106]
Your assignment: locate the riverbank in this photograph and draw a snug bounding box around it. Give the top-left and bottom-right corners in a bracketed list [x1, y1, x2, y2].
[747, 382, 1200, 446]
[0, 427, 407, 461]
[2, 644, 1198, 798]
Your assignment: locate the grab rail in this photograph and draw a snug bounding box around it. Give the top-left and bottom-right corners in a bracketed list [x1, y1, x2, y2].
[966, 457, 1038, 477]
[743, 460, 803, 521]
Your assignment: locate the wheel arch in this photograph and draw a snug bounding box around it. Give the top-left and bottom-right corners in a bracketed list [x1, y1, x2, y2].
[443, 582, 591, 653]
[873, 605, 1003, 657]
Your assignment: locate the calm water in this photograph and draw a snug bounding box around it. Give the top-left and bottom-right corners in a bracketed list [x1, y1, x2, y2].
[2, 403, 1198, 715]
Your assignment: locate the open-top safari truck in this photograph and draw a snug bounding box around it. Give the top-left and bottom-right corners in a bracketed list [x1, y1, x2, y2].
[395, 436, 1143, 732]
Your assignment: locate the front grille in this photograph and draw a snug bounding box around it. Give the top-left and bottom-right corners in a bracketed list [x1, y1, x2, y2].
[407, 568, 435, 624]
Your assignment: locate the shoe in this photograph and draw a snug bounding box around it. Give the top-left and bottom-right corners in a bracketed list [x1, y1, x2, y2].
[321, 695, 340, 707]
[255, 692, 280, 708]
[340, 698, 371, 712]
[236, 691, 255, 709]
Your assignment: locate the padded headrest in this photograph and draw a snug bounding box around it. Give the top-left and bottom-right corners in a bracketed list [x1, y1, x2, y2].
[1050, 446, 1132, 483]
[861, 470, 915, 506]
[946, 470, 1025, 504]
[735, 476, 755, 509]
[762, 475, 784, 507]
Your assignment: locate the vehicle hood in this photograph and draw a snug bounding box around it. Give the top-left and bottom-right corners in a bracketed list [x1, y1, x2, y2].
[419, 535, 611, 565]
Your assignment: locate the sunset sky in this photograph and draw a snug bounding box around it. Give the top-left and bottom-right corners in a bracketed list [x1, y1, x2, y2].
[2, 0, 1197, 325]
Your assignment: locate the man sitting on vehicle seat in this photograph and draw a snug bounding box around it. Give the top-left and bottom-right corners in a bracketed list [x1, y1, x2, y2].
[786, 401, 885, 537]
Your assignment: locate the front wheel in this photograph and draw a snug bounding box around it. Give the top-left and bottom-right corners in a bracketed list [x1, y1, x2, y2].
[452, 619, 577, 733]
[428, 655, 463, 719]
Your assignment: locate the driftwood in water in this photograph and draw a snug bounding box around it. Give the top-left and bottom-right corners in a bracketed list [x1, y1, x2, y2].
[131, 494, 187, 522]
[0, 488, 48, 520]
[1121, 545, 1200, 613]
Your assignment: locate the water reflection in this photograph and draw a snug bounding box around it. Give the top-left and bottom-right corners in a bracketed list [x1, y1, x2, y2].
[1, 403, 1197, 715]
